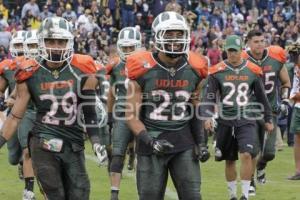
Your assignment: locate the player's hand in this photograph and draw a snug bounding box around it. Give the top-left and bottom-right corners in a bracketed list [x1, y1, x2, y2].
[93, 143, 108, 165]
[193, 144, 210, 162]
[152, 139, 174, 155]
[204, 119, 213, 131]
[0, 96, 7, 111]
[5, 97, 15, 108]
[265, 122, 274, 134]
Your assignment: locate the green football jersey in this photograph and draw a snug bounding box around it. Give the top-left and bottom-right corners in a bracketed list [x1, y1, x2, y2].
[208, 60, 263, 119]
[242, 46, 287, 112]
[0, 57, 35, 110]
[106, 57, 127, 114]
[16, 54, 98, 146]
[126, 51, 208, 134]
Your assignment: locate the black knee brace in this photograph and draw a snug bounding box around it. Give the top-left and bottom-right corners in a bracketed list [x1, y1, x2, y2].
[263, 153, 275, 162]
[110, 156, 124, 173]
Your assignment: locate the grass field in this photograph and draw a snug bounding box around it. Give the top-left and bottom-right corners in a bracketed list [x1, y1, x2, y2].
[0, 142, 300, 200]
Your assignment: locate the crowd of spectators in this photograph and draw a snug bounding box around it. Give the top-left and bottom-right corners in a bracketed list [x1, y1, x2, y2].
[0, 0, 299, 64]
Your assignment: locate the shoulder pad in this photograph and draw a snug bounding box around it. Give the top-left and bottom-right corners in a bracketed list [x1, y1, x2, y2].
[126, 51, 156, 80]
[15, 59, 39, 83]
[268, 45, 287, 64]
[0, 59, 12, 75]
[246, 61, 263, 76]
[70, 54, 98, 74]
[209, 62, 226, 75]
[241, 50, 250, 59]
[12, 56, 26, 69]
[105, 56, 121, 75]
[187, 51, 208, 78]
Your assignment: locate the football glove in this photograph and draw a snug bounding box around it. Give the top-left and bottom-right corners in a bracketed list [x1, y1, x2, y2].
[152, 139, 174, 155]
[0, 96, 7, 111]
[193, 144, 210, 162]
[279, 99, 290, 116]
[93, 143, 108, 165]
[137, 130, 174, 155]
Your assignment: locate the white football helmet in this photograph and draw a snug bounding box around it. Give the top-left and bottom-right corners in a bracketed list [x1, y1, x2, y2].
[38, 17, 74, 63]
[117, 27, 142, 60]
[24, 30, 38, 59]
[9, 30, 26, 57]
[152, 11, 190, 55]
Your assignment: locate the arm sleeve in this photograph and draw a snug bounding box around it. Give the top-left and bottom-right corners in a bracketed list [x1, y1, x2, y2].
[200, 75, 219, 118]
[253, 77, 273, 123]
[290, 73, 300, 99]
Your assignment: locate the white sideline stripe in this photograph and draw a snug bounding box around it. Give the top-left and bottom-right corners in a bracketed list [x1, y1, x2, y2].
[85, 154, 178, 200]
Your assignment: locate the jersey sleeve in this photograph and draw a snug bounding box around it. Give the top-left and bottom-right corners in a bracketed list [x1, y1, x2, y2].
[268, 45, 287, 64]
[0, 59, 11, 75]
[188, 51, 208, 78]
[125, 51, 157, 80]
[105, 56, 120, 75]
[208, 62, 226, 75]
[246, 61, 263, 76]
[70, 54, 98, 74]
[15, 59, 39, 83]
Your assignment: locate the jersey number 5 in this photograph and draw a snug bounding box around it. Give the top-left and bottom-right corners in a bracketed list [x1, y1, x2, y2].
[264, 72, 275, 94]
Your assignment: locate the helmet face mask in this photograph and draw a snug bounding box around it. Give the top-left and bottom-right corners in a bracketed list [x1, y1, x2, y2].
[41, 38, 73, 63]
[156, 29, 189, 55]
[152, 11, 191, 57]
[10, 31, 26, 57]
[38, 17, 74, 63]
[117, 27, 142, 60]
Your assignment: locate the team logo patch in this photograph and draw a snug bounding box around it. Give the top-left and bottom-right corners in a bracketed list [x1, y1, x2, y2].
[235, 39, 241, 46]
[169, 67, 176, 77]
[143, 61, 151, 69]
[25, 67, 33, 72]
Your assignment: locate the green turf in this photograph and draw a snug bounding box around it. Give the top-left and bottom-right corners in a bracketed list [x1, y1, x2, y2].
[0, 142, 299, 200]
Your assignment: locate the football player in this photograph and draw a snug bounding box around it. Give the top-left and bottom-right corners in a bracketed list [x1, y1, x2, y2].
[106, 27, 141, 200]
[202, 35, 273, 200]
[17, 30, 39, 200]
[288, 54, 300, 180]
[0, 31, 25, 167]
[242, 30, 291, 194]
[0, 31, 35, 199]
[125, 11, 209, 200]
[0, 17, 107, 200]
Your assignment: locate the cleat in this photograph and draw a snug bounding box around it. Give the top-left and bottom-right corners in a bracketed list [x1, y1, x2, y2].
[257, 169, 266, 184]
[230, 197, 237, 200]
[249, 176, 256, 196]
[287, 173, 300, 180]
[239, 195, 247, 200]
[111, 192, 119, 200]
[23, 189, 36, 200]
